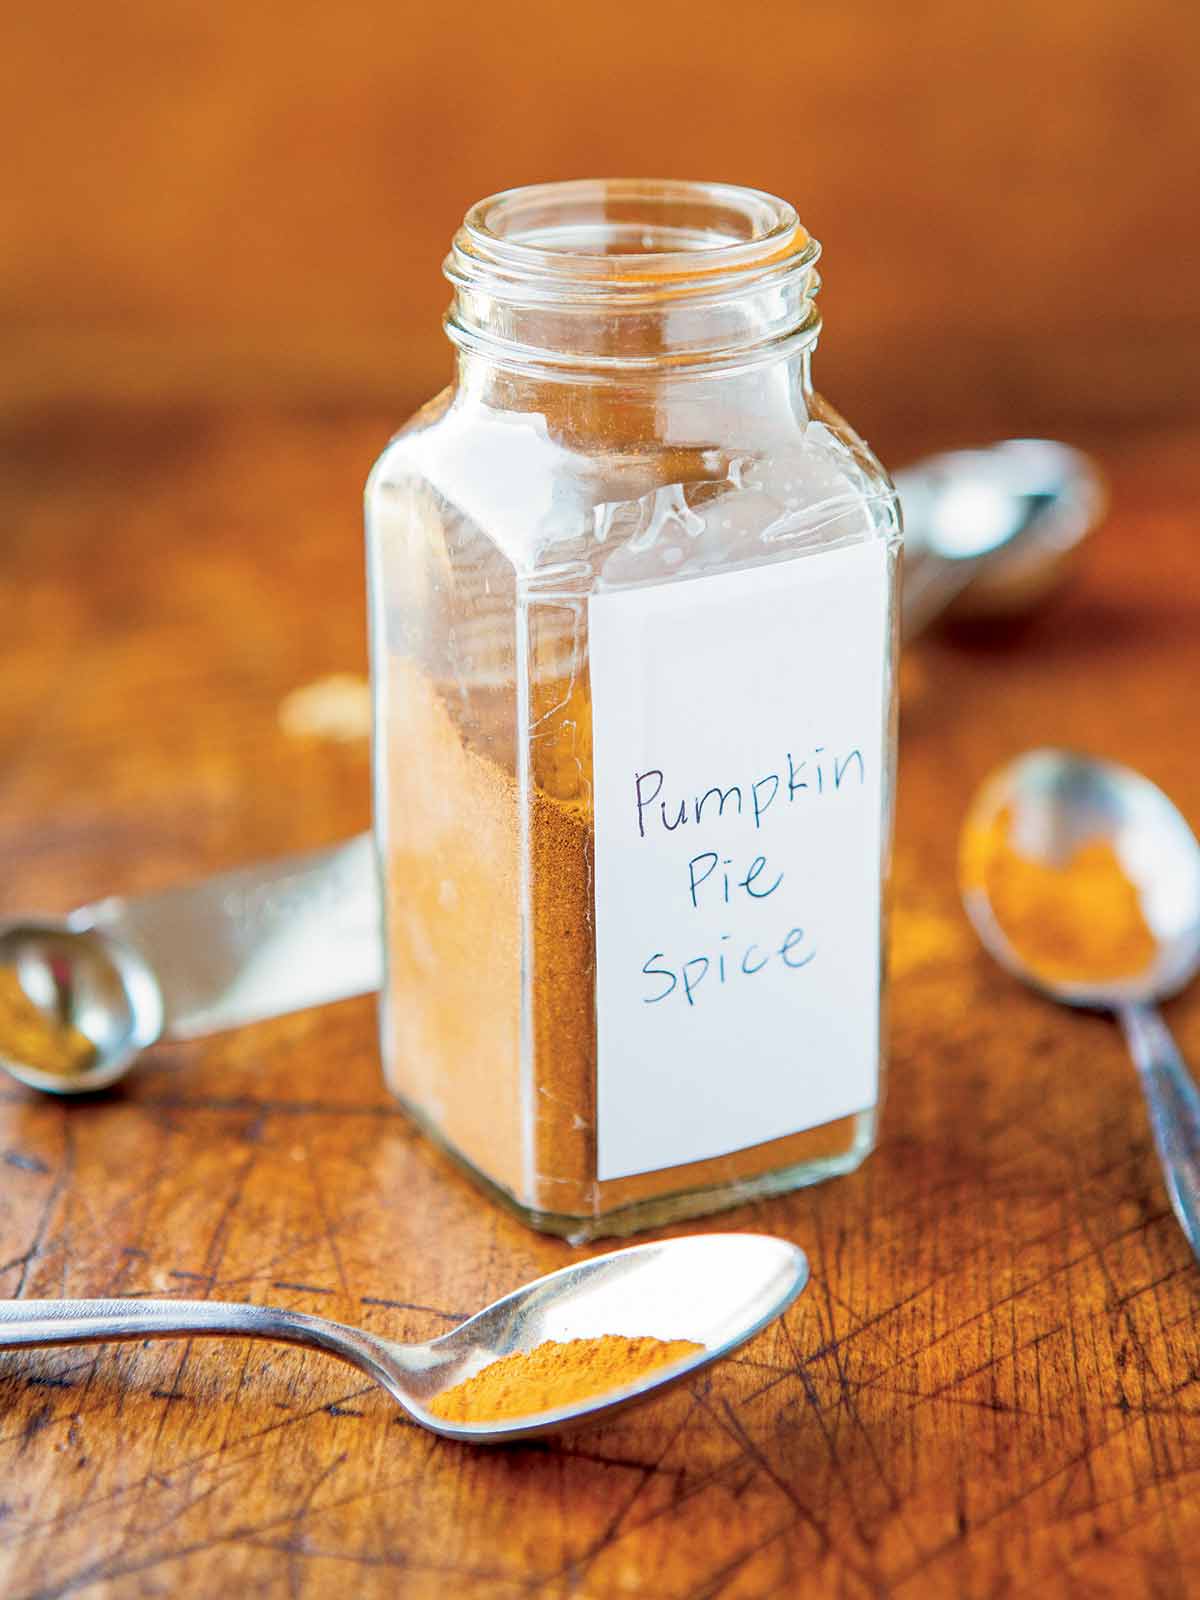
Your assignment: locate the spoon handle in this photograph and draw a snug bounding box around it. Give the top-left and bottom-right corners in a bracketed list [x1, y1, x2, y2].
[77, 833, 382, 1039]
[1120, 1003, 1200, 1262]
[0, 1297, 394, 1379]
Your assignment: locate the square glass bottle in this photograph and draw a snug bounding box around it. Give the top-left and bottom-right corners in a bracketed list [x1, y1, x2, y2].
[366, 180, 900, 1240]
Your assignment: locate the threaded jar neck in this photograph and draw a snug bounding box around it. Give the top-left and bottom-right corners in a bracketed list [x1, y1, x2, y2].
[444, 179, 821, 380]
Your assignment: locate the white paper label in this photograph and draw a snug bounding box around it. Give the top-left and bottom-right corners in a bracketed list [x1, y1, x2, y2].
[589, 539, 890, 1181]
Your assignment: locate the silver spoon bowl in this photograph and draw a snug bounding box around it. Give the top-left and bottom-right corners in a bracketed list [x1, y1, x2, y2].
[0, 921, 164, 1093]
[897, 438, 1105, 636]
[961, 750, 1200, 1258]
[0, 1233, 807, 1443]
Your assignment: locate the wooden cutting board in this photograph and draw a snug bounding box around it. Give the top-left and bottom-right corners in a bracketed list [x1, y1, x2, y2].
[1, 411, 1198, 1599]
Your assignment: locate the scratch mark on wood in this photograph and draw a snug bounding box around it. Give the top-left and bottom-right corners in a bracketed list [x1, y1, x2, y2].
[359, 1295, 464, 1320]
[4, 1152, 49, 1176]
[11, 1122, 73, 1300]
[140, 1093, 406, 1120]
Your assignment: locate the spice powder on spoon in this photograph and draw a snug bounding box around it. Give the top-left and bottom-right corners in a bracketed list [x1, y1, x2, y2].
[428, 1334, 703, 1424]
[961, 805, 1158, 983]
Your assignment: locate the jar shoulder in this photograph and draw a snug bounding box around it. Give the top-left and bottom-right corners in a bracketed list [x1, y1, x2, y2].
[366, 385, 898, 583]
[804, 390, 895, 501]
[364, 386, 455, 497]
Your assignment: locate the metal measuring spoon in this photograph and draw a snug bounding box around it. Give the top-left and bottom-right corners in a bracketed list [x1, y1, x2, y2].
[0, 835, 380, 1093]
[960, 750, 1200, 1259]
[0, 440, 1103, 1095]
[898, 438, 1105, 637]
[0, 1233, 806, 1443]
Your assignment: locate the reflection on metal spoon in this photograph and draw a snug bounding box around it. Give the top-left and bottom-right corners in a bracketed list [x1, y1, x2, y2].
[898, 438, 1106, 637]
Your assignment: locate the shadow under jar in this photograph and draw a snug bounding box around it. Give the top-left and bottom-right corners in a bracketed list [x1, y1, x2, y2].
[366, 179, 900, 1241]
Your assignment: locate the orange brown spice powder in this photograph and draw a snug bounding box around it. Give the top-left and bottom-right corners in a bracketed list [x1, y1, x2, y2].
[382, 661, 859, 1228]
[428, 1335, 703, 1423]
[0, 969, 95, 1077]
[961, 809, 1157, 983]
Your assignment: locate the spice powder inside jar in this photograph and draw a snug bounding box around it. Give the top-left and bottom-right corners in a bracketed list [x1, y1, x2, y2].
[382, 660, 862, 1230]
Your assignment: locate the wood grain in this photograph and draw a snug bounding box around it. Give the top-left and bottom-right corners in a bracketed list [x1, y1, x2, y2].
[1, 409, 1199, 1598]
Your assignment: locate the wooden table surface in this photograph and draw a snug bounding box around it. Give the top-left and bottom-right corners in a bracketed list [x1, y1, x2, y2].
[2, 410, 1199, 1599]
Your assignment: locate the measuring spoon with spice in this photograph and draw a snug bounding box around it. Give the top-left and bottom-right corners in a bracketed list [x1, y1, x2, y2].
[0, 1234, 806, 1442]
[960, 750, 1200, 1259]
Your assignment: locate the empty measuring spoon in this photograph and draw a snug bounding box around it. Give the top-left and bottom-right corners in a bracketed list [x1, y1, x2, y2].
[0, 1233, 807, 1443]
[898, 439, 1105, 637]
[960, 750, 1200, 1259]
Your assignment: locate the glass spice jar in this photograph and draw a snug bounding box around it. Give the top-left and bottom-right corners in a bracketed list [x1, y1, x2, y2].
[366, 179, 900, 1241]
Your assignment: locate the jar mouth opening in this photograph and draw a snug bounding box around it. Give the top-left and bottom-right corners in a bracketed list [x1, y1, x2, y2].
[445, 179, 822, 376]
[452, 179, 817, 292]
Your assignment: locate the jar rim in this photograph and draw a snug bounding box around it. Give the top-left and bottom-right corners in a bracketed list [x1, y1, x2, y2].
[449, 179, 818, 297]
[444, 179, 822, 376]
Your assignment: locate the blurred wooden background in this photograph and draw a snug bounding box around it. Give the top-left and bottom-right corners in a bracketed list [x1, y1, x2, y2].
[5, 0, 1199, 451]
